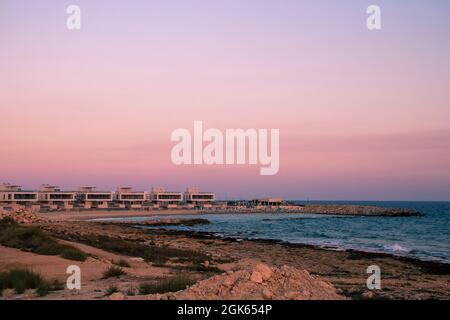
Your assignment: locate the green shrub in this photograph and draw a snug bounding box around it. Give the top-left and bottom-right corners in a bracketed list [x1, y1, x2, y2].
[60, 247, 88, 262]
[35, 242, 69, 255]
[170, 264, 222, 274]
[0, 217, 18, 228]
[36, 283, 51, 297]
[0, 227, 54, 252]
[106, 286, 118, 296]
[0, 218, 87, 261]
[113, 259, 130, 268]
[73, 234, 209, 265]
[125, 287, 136, 296]
[102, 266, 125, 279]
[0, 268, 54, 296]
[139, 275, 196, 295]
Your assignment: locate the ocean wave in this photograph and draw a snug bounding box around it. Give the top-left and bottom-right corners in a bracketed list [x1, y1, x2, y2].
[384, 243, 410, 253]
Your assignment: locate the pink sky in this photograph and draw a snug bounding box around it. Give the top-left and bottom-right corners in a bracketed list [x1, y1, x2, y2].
[1, 1, 450, 200]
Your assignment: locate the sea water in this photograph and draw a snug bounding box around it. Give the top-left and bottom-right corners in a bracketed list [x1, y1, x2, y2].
[99, 201, 450, 264]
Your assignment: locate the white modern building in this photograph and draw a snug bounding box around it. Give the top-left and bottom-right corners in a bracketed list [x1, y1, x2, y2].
[39, 184, 76, 209]
[184, 187, 215, 208]
[76, 187, 114, 209]
[0, 183, 221, 211]
[0, 183, 39, 206]
[115, 187, 146, 209]
[149, 187, 183, 208]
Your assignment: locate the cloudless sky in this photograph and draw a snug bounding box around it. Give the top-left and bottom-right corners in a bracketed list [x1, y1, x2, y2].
[1, 0, 450, 200]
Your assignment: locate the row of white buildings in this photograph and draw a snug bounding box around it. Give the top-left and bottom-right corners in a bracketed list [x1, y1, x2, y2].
[0, 184, 215, 210]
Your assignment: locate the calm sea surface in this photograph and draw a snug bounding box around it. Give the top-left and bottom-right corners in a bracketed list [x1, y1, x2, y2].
[97, 201, 450, 264]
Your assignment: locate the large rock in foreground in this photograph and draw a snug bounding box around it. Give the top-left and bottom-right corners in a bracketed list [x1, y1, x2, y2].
[145, 262, 345, 300]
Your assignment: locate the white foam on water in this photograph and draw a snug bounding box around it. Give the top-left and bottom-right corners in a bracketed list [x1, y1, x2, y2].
[388, 243, 410, 253]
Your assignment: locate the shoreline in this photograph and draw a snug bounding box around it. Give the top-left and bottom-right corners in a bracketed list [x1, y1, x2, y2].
[2, 211, 449, 299]
[38, 210, 448, 266]
[129, 225, 450, 271]
[37, 219, 450, 299]
[74, 211, 447, 267]
[38, 206, 422, 222]
[32, 201, 424, 221]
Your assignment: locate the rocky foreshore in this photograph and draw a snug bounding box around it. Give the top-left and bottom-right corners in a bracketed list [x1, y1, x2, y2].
[0, 207, 45, 224]
[2, 216, 447, 300]
[142, 261, 344, 300]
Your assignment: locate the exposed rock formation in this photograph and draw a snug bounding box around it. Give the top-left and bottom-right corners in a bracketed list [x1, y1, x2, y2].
[144, 262, 345, 300]
[0, 207, 45, 224]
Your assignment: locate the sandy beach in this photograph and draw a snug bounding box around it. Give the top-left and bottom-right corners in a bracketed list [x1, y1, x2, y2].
[1, 209, 449, 300]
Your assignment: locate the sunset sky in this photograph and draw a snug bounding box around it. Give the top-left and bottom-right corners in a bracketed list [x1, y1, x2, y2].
[1, 0, 450, 200]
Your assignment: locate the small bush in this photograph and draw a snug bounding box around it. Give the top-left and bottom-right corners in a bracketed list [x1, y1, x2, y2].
[49, 279, 64, 291]
[0, 217, 18, 228]
[143, 252, 168, 265]
[170, 264, 222, 274]
[0, 268, 55, 296]
[36, 280, 64, 297]
[35, 242, 69, 255]
[125, 287, 136, 296]
[106, 286, 118, 296]
[72, 234, 209, 265]
[36, 283, 50, 297]
[139, 275, 196, 295]
[113, 259, 130, 268]
[60, 247, 88, 262]
[0, 218, 87, 261]
[0, 227, 54, 252]
[102, 266, 126, 279]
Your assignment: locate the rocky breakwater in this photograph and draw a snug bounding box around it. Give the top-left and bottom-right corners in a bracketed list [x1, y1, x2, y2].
[144, 262, 344, 300]
[302, 204, 421, 217]
[0, 207, 45, 224]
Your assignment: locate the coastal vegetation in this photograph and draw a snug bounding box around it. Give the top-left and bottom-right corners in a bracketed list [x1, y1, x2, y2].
[66, 233, 210, 265]
[0, 268, 62, 296]
[102, 266, 126, 279]
[0, 217, 87, 261]
[112, 259, 130, 268]
[21, 216, 449, 300]
[60, 247, 88, 261]
[105, 286, 119, 296]
[139, 275, 196, 295]
[168, 263, 222, 274]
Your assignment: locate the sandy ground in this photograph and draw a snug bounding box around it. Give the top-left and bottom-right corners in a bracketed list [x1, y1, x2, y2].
[0, 238, 170, 300]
